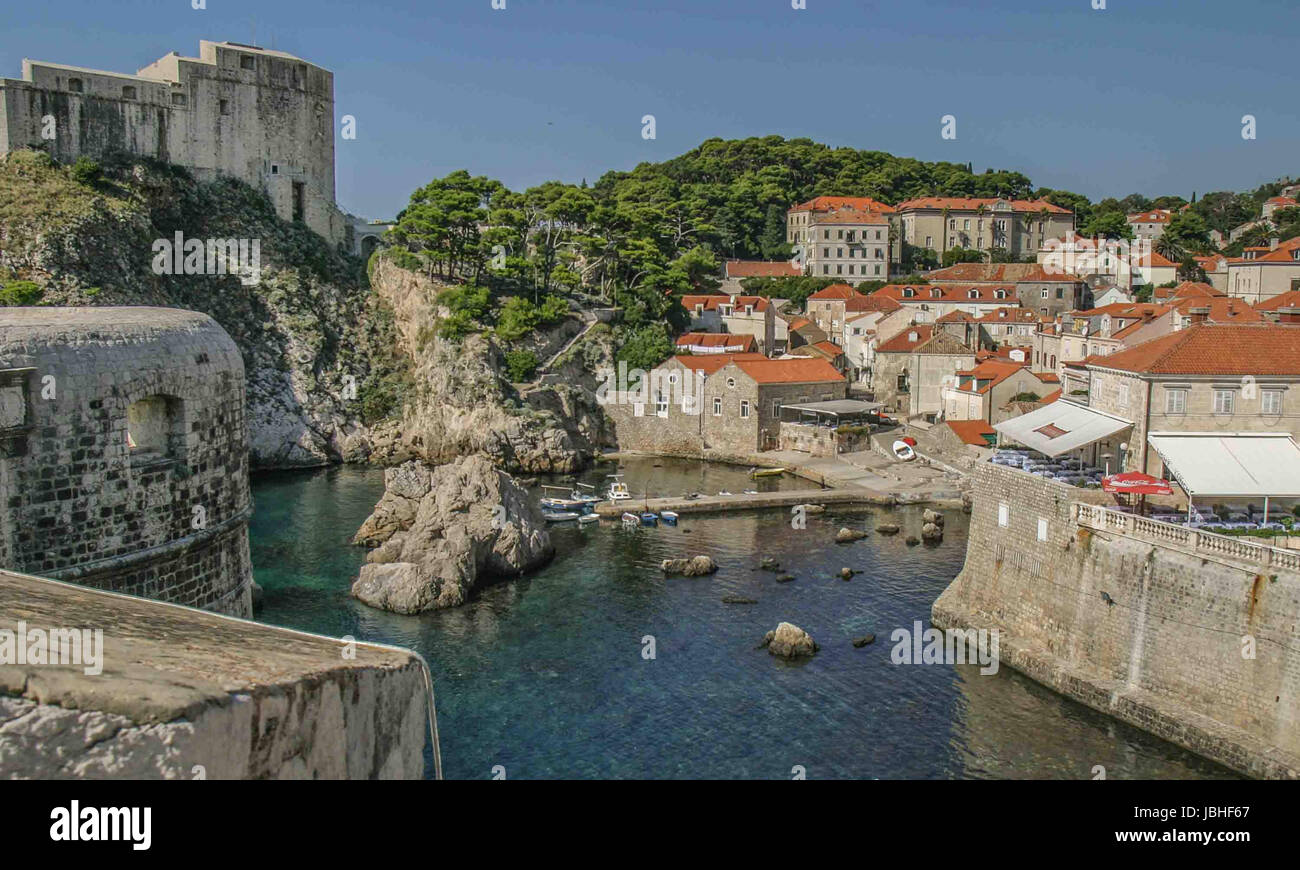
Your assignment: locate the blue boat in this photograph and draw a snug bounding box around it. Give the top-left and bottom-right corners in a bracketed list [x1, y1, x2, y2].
[639, 512, 658, 526]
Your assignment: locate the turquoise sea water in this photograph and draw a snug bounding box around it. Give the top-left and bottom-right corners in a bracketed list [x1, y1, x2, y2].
[248, 457, 1234, 780]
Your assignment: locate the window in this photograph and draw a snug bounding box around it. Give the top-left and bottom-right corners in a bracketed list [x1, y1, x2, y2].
[998, 503, 1009, 527]
[740, 400, 751, 418]
[712, 397, 722, 416]
[726, 377, 736, 389]
[122, 85, 137, 100]
[1165, 389, 1186, 414]
[1037, 518, 1049, 542]
[241, 55, 256, 70]
[171, 93, 187, 106]
[1040, 289, 1049, 298]
[1213, 390, 1234, 415]
[270, 164, 280, 175]
[682, 394, 695, 414]
[127, 395, 183, 464]
[1262, 390, 1282, 415]
[655, 394, 668, 416]
[771, 400, 781, 418]
[220, 99, 231, 115]
[67, 78, 83, 93]
[925, 236, 933, 247]
[1055, 288, 1063, 299]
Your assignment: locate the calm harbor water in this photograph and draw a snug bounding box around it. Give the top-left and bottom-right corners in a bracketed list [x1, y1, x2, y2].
[249, 456, 1235, 780]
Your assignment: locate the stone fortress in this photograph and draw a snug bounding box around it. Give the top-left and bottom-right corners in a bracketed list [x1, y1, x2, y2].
[0, 308, 254, 617]
[0, 39, 390, 256]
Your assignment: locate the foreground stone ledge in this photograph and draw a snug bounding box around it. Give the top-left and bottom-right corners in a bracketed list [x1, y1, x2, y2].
[0, 570, 427, 779]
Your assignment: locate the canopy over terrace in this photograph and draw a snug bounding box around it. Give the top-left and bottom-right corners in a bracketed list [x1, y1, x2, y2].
[1146, 433, 1300, 524]
[991, 400, 1133, 458]
[780, 398, 882, 426]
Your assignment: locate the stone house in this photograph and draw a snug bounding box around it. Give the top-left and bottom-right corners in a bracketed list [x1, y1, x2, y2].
[805, 284, 901, 347]
[800, 208, 890, 284]
[720, 260, 799, 293]
[870, 325, 975, 419]
[786, 196, 895, 245]
[895, 197, 1074, 260]
[679, 295, 777, 355]
[940, 359, 1059, 424]
[604, 354, 846, 456]
[1082, 321, 1300, 475]
[1127, 209, 1172, 240]
[1226, 237, 1300, 305]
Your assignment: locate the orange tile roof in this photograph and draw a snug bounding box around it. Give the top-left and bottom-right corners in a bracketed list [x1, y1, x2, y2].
[1153, 281, 1224, 301]
[945, 420, 997, 446]
[1087, 324, 1300, 376]
[1136, 251, 1178, 268]
[1169, 297, 1263, 323]
[680, 295, 771, 312]
[1041, 389, 1062, 403]
[810, 340, 844, 357]
[953, 359, 1028, 393]
[674, 333, 759, 353]
[925, 263, 1083, 283]
[874, 283, 1020, 302]
[1127, 210, 1172, 223]
[670, 353, 767, 376]
[788, 196, 896, 214]
[724, 260, 800, 278]
[875, 325, 935, 352]
[809, 284, 859, 300]
[1254, 289, 1300, 311]
[809, 207, 889, 226]
[730, 357, 845, 385]
[786, 316, 812, 330]
[895, 197, 1071, 214]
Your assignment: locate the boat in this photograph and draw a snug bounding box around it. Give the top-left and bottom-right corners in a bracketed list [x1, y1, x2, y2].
[570, 483, 603, 505]
[660, 511, 679, 525]
[540, 485, 596, 513]
[892, 438, 917, 461]
[717, 491, 732, 496]
[578, 514, 600, 525]
[542, 508, 581, 522]
[606, 474, 632, 502]
[621, 512, 640, 527]
[749, 467, 786, 479]
[640, 512, 659, 526]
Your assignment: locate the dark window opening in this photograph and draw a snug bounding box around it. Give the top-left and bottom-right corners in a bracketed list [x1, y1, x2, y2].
[240, 55, 256, 71]
[292, 181, 305, 222]
[122, 85, 137, 100]
[171, 93, 187, 106]
[127, 396, 184, 465]
[67, 78, 83, 93]
[220, 99, 231, 115]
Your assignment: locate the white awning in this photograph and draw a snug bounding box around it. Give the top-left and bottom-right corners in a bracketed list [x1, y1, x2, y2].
[992, 400, 1133, 457]
[1146, 433, 1300, 497]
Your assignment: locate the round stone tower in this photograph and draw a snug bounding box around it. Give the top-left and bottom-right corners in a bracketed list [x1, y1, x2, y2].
[0, 307, 253, 616]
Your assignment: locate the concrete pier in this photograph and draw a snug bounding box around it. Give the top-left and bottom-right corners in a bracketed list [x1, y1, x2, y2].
[593, 488, 888, 517]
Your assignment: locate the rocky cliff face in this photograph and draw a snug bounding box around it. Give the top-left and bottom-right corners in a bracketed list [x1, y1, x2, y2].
[351, 455, 553, 613]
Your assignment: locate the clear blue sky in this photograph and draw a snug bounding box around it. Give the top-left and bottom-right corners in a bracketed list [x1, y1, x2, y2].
[5, 0, 1297, 219]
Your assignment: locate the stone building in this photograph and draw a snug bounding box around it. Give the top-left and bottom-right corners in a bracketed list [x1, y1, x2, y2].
[0, 308, 254, 617]
[805, 283, 900, 347]
[895, 197, 1074, 259]
[1226, 237, 1300, 304]
[679, 294, 777, 354]
[870, 325, 975, 419]
[604, 354, 846, 457]
[0, 40, 353, 248]
[940, 358, 1057, 424]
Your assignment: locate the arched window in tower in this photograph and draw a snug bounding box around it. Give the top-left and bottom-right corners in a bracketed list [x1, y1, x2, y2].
[127, 395, 185, 465]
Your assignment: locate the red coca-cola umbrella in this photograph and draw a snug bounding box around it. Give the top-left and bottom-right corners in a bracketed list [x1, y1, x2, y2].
[1102, 471, 1173, 495]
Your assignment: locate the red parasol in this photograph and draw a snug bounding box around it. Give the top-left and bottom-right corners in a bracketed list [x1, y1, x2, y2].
[1102, 471, 1173, 495]
[901, 436, 918, 447]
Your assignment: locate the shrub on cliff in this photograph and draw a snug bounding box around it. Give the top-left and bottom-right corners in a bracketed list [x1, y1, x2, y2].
[70, 156, 102, 186]
[503, 349, 539, 382]
[0, 280, 43, 306]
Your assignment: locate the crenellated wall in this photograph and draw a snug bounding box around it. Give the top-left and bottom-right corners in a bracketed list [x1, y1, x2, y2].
[934, 462, 1300, 779]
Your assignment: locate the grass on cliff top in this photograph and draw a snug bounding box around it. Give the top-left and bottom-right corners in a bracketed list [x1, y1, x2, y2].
[0, 149, 134, 227]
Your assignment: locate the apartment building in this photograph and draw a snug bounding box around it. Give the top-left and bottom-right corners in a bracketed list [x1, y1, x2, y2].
[870, 325, 976, 419]
[786, 196, 895, 245]
[895, 197, 1073, 259]
[941, 359, 1060, 424]
[798, 208, 891, 284]
[679, 295, 778, 355]
[1225, 237, 1300, 304]
[1127, 209, 1172, 240]
[924, 263, 1090, 317]
[804, 284, 901, 346]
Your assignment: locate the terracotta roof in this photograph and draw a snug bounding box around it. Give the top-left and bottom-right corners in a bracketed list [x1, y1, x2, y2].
[873, 283, 1020, 302]
[1087, 324, 1300, 376]
[925, 263, 1082, 283]
[789, 196, 896, 214]
[1169, 297, 1263, 323]
[944, 420, 997, 446]
[1193, 255, 1226, 272]
[670, 353, 767, 376]
[809, 284, 860, 300]
[1266, 196, 1298, 207]
[845, 294, 900, 313]
[1041, 389, 1062, 403]
[680, 295, 771, 313]
[724, 260, 800, 278]
[953, 360, 1029, 394]
[730, 357, 845, 385]
[875, 324, 935, 352]
[936, 310, 978, 323]
[1136, 251, 1178, 268]
[895, 197, 1071, 214]
[786, 316, 812, 330]
[1127, 210, 1172, 224]
[674, 333, 759, 353]
[1254, 289, 1300, 311]
[1035, 372, 1061, 383]
[1153, 281, 1224, 301]
[809, 207, 889, 226]
[810, 340, 844, 357]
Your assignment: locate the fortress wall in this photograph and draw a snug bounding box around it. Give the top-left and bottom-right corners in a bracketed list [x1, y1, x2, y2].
[933, 462, 1300, 779]
[0, 308, 254, 617]
[0, 570, 428, 780]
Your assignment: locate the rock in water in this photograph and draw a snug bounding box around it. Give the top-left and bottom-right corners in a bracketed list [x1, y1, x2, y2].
[839, 567, 855, 580]
[905, 535, 920, 546]
[852, 634, 876, 648]
[350, 455, 553, 613]
[921, 522, 943, 541]
[835, 527, 867, 543]
[875, 522, 901, 535]
[660, 555, 719, 576]
[798, 504, 826, 515]
[923, 508, 945, 526]
[760, 622, 819, 658]
[776, 574, 795, 583]
[250, 580, 265, 610]
[759, 556, 780, 571]
[722, 595, 758, 605]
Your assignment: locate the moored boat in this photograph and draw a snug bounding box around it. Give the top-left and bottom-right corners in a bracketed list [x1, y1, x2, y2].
[621, 512, 640, 527]
[660, 511, 679, 525]
[606, 474, 632, 502]
[892, 438, 917, 461]
[749, 467, 786, 479]
[578, 514, 600, 525]
[640, 512, 658, 526]
[542, 508, 581, 522]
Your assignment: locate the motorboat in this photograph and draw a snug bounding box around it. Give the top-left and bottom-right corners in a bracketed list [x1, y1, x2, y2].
[570, 482, 602, 505]
[621, 512, 640, 527]
[578, 514, 600, 525]
[660, 511, 679, 525]
[542, 508, 581, 522]
[639, 512, 659, 526]
[606, 474, 632, 502]
[540, 485, 595, 513]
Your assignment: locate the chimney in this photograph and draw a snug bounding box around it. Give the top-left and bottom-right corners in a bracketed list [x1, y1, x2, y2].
[1277, 307, 1300, 325]
[1187, 306, 1210, 324]
[1271, 238, 1280, 251]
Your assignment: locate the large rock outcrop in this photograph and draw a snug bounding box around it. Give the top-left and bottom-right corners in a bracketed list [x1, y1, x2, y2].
[351, 455, 553, 613]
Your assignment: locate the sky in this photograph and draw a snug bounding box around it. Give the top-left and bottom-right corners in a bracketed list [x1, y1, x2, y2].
[4, 0, 1297, 219]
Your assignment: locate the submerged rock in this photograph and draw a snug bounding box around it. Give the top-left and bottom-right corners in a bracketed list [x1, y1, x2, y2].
[839, 567, 855, 581]
[350, 455, 553, 614]
[760, 622, 819, 658]
[875, 522, 901, 535]
[905, 535, 921, 546]
[835, 527, 868, 543]
[759, 556, 781, 571]
[661, 555, 719, 576]
[776, 574, 796, 583]
[798, 504, 826, 515]
[722, 595, 758, 605]
[921, 522, 943, 541]
[923, 508, 945, 526]
[852, 633, 876, 648]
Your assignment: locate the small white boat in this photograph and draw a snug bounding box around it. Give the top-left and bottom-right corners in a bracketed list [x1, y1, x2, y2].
[621, 512, 640, 527]
[542, 508, 581, 522]
[660, 511, 679, 525]
[717, 491, 732, 496]
[892, 439, 917, 461]
[571, 483, 603, 504]
[607, 474, 632, 501]
[578, 514, 600, 525]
